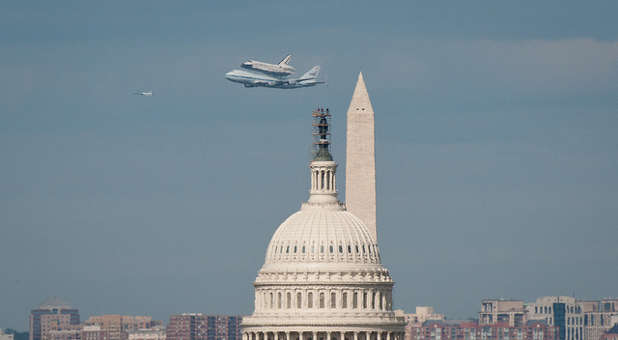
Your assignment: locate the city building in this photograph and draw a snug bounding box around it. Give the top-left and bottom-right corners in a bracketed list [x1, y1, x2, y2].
[527, 296, 583, 340]
[82, 325, 109, 340]
[166, 314, 241, 340]
[405, 307, 446, 327]
[46, 329, 81, 340]
[582, 299, 618, 340]
[30, 298, 80, 340]
[84, 315, 159, 340]
[126, 327, 165, 340]
[408, 320, 558, 340]
[401, 307, 446, 340]
[480, 300, 526, 327]
[240, 93, 406, 340]
[1, 330, 15, 340]
[600, 325, 618, 340]
[478, 296, 618, 340]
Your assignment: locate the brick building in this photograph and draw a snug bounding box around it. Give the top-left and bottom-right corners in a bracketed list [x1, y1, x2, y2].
[84, 315, 160, 340]
[45, 328, 81, 340]
[166, 314, 241, 340]
[30, 298, 80, 340]
[600, 325, 618, 340]
[408, 320, 558, 340]
[81, 325, 110, 340]
[126, 327, 165, 340]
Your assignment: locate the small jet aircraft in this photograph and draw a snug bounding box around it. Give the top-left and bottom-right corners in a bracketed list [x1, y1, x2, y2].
[225, 66, 324, 89]
[241, 54, 295, 77]
[133, 90, 153, 96]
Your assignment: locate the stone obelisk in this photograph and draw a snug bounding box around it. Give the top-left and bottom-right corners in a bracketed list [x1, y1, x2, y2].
[345, 72, 377, 241]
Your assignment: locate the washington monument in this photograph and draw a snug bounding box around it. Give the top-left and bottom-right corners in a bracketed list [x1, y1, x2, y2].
[345, 72, 377, 241]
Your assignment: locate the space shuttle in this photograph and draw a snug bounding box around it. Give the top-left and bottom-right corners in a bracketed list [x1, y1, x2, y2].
[241, 54, 296, 77]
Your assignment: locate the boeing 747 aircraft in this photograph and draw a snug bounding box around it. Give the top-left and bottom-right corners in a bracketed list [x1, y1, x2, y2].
[225, 66, 324, 89]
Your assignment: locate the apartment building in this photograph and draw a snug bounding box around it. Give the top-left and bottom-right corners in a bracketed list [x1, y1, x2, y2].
[30, 298, 80, 340]
[166, 314, 241, 340]
[480, 300, 526, 327]
[408, 320, 558, 340]
[84, 315, 159, 340]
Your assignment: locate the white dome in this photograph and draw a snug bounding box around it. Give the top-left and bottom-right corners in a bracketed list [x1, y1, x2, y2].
[242, 107, 405, 340]
[264, 203, 380, 266]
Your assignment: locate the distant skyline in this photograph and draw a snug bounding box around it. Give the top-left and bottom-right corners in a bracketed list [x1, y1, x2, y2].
[1, 0, 617, 330]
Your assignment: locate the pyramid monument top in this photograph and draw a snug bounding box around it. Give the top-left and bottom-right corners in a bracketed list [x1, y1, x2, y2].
[349, 72, 374, 113]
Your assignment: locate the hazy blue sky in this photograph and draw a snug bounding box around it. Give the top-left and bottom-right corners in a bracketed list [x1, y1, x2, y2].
[1, 0, 617, 330]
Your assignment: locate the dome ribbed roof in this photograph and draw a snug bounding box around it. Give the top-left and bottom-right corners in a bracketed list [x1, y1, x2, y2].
[264, 204, 380, 266]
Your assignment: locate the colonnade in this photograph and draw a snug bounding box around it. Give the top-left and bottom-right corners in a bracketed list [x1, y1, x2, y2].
[311, 167, 336, 192]
[243, 330, 405, 340]
[255, 287, 392, 312]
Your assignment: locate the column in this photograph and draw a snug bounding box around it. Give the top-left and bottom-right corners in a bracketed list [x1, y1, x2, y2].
[313, 332, 317, 340]
[286, 332, 290, 340]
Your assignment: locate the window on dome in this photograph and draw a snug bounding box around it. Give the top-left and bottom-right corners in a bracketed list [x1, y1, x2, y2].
[287, 292, 291, 309]
[329, 245, 333, 253]
[297, 293, 302, 308]
[308, 292, 313, 308]
[331, 292, 336, 308]
[338, 245, 343, 253]
[342, 292, 348, 308]
[353, 292, 358, 308]
[319, 293, 325, 308]
[286, 246, 289, 253]
[362, 245, 366, 253]
[368, 246, 372, 254]
[263, 292, 267, 309]
[302, 246, 305, 253]
[363, 292, 367, 309]
[326, 172, 330, 190]
[356, 245, 359, 253]
[294, 246, 297, 253]
[277, 292, 282, 309]
[348, 245, 352, 253]
[372, 292, 376, 309]
[270, 293, 273, 309]
[320, 245, 324, 253]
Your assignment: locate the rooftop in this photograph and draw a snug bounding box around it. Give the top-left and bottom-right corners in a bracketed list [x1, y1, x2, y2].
[38, 297, 73, 310]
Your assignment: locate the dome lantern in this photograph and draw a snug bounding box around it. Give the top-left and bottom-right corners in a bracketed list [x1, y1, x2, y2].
[309, 108, 338, 205]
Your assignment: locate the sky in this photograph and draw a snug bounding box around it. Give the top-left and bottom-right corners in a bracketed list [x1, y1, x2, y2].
[1, 0, 617, 330]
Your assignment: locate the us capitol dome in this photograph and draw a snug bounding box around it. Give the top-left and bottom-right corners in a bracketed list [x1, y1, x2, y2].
[241, 108, 405, 340]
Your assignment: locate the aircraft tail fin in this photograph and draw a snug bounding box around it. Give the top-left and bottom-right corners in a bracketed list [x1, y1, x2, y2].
[301, 65, 320, 79]
[278, 54, 292, 65]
